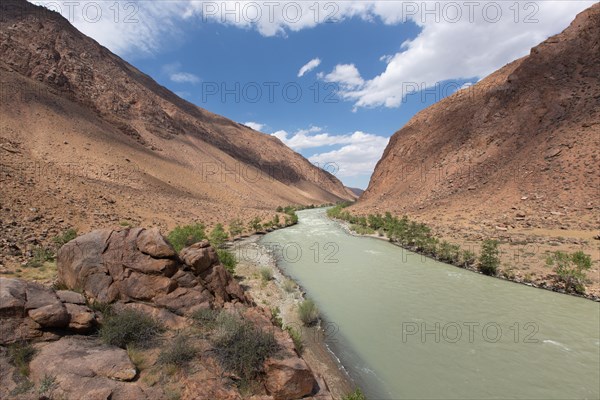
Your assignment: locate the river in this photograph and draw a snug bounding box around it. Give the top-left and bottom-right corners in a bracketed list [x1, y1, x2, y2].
[260, 208, 600, 399]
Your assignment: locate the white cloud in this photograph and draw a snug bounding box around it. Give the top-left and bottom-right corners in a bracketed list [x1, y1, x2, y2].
[271, 127, 389, 177]
[298, 58, 322, 77]
[170, 72, 200, 84]
[323, 64, 364, 90]
[244, 121, 265, 131]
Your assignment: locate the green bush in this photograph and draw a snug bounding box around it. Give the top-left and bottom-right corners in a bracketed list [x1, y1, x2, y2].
[211, 312, 279, 380]
[461, 250, 477, 268]
[53, 228, 77, 248]
[217, 249, 237, 274]
[228, 219, 245, 238]
[270, 307, 283, 328]
[342, 388, 367, 400]
[157, 334, 197, 366]
[298, 299, 319, 326]
[167, 224, 206, 252]
[209, 223, 229, 248]
[8, 341, 36, 377]
[438, 241, 460, 264]
[282, 279, 296, 293]
[285, 326, 303, 355]
[478, 240, 500, 276]
[546, 250, 592, 293]
[249, 217, 263, 232]
[37, 374, 57, 397]
[26, 246, 54, 268]
[260, 267, 273, 283]
[350, 224, 375, 235]
[100, 309, 163, 348]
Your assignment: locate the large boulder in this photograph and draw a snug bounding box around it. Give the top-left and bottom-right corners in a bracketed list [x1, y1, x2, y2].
[264, 357, 317, 400]
[57, 227, 249, 314]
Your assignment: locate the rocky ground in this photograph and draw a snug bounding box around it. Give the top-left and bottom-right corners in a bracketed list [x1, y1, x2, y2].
[228, 236, 355, 399]
[0, 227, 339, 400]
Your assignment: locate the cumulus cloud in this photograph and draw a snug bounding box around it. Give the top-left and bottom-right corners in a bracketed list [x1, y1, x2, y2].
[298, 58, 322, 77]
[323, 64, 364, 89]
[271, 127, 389, 178]
[244, 121, 265, 131]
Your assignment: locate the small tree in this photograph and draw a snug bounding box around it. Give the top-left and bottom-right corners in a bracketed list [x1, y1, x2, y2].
[209, 223, 229, 248]
[249, 217, 262, 232]
[228, 219, 244, 239]
[546, 250, 592, 293]
[478, 239, 500, 276]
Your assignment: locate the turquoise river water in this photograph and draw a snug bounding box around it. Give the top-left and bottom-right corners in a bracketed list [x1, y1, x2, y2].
[260, 208, 600, 399]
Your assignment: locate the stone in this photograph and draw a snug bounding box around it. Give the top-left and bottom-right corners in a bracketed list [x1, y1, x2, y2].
[136, 227, 176, 258]
[180, 242, 218, 274]
[64, 303, 96, 332]
[28, 302, 70, 328]
[264, 357, 317, 400]
[115, 302, 188, 330]
[0, 277, 27, 317]
[56, 289, 86, 305]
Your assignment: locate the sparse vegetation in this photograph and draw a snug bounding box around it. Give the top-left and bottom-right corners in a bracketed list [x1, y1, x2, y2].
[167, 223, 206, 252]
[461, 250, 477, 268]
[53, 228, 77, 248]
[270, 307, 283, 328]
[478, 240, 500, 276]
[285, 325, 303, 354]
[342, 388, 367, 400]
[37, 374, 57, 397]
[8, 341, 36, 377]
[350, 224, 375, 235]
[228, 219, 245, 238]
[26, 246, 54, 268]
[99, 309, 163, 348]
[217, 248, 237, 274]
[157, 334, 197, 366]
[282, 279, 296, 293]
[211, 311, 279, 381]
[190, 308, 220, 329]
[298, 299, 319, 326]
[209, 223, 229, 247]
[249, 217, 263, 232]
[546, 250, 592, 293]
[260, 267, 273, 283]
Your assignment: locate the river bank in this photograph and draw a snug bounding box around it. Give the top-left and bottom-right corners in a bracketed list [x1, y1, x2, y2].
[334, 217, 600, 302]
[228, 235, 356, 400]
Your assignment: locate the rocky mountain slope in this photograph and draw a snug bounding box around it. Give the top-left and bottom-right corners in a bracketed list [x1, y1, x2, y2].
[354, 4, 600, 293]
[0, 0, 352, 269]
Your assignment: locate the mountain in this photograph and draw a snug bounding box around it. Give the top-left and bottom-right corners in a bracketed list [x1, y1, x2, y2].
[0, 0, 353, 245]
[346, 187, 365, 198]
[356, 3, 599, 230]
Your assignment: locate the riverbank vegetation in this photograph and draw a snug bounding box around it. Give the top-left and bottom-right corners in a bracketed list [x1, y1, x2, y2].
[328, 204, 593, 294]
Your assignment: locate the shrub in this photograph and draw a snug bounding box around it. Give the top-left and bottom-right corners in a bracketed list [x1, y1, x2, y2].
[438, 241, 460, 264]
[270, 307, 283, 328]
[26, 246, 54, 268]
[298, 299, 319, 326]
[100, 309, 163, 348]
[276, 206, 283, 212]
[53, 228, 77, 248]
[8, 341, 36, 377]
[167, 224, 206, 252]
[249, 217, 263, 232]
[209, 223, 229, 248]
[37, 374, 57, 397]
[87, 300, 114, 316]
[260, 267, 273, 283]
[350, 224, 375, 235]
[478, 239, 500, 276]
[461, 250, 477, 268]
[191, 308, 220, 329]
[217, 249, 237, 274]
[282, 279, 296, 293]
[285, 326, 303, 355]
[228, 219, 245, 238]
[342, 388, 367, 400]
[546, 250, 592, 293]
[211, 312, 279, 380]
[157, 334, 197, 366]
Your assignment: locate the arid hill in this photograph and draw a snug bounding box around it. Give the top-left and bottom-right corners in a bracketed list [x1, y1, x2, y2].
[354, 4, 600, 294]
[0, 0, 352, 270]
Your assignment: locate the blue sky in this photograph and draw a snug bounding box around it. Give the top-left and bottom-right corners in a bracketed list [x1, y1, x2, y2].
[35, 1, 596, 188]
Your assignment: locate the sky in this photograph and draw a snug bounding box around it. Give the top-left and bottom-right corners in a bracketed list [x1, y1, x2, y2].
[33, 1, 596, 188]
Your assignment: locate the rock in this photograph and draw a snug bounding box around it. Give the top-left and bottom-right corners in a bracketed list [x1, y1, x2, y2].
[56, 289, 86, 305]
[136, 227, 176, 258]
[495, 226, 508, 231]
[264, 357, 317, 400]
[516, 212, 526, 218]
[29, 336, 142, 399]
[28, 303, 69, 328]
[180, 241, 218, 274]
[115, 302, 188, 330]
[0, 277, 27, 317]
[154, 287, 212, 316]
[64, 303, 96, 332]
